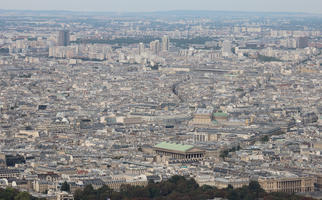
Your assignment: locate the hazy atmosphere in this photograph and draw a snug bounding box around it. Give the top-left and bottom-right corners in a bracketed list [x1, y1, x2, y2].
[1, 0, 322, 13]
[0, 0, 322, 199]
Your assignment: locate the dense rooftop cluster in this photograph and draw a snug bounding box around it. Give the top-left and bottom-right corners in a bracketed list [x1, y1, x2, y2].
[0, 10, 321, 200]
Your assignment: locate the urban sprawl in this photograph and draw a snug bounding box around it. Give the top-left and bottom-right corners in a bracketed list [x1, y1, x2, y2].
[0, 10, 321, 200]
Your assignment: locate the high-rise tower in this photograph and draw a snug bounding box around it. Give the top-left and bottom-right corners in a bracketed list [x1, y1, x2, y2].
[139, 42, 145, 55]
[57, 30, 70, 46]
[162, 35, 170, 51]
[150, 40, 160, 55]
[296, 37, 308, 48]
[222, 40, 232, 57]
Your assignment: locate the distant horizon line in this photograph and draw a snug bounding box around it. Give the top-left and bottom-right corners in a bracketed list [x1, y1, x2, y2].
[0, 9, 321, 15]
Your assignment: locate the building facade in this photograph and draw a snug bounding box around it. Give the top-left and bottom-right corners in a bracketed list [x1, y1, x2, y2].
[153, 142, 205, 162]
[258, 176, 315, 193]
[57, 30, 70, 46]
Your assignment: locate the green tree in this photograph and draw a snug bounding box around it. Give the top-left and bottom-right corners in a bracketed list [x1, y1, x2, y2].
[248, 181, 262, 192]
[0, 188, 19, 200]
[248, 181, 265, 198]
[261, 135, 269, 143]
[220, 150, 229, 159]
[147, 184, 160, 198]
[227, 190, 239, 200]
[61, 181, 70, 192]
[96, 185, 113, 200]
[227, 184, 234, 190]
[73, 189, 83, 200]
[14, 192, 32, 200]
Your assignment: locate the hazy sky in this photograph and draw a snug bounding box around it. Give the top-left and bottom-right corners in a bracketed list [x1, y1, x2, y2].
[1, 0, 322, 13]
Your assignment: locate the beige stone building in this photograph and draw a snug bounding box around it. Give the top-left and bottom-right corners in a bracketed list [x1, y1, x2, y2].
[153, 142, 206, 162]
[213, 177, 249, 189]
[191, 108, 213, 125]
[258, 176, 315, 193]
[56, 192, 74, 200]
[193, 131, 220, 142]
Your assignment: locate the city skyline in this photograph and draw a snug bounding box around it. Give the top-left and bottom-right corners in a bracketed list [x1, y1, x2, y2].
[1, 0, 322, 14]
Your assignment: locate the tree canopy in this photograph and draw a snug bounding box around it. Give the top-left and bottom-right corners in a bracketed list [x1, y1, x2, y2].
[0, 188, 39, 200]
[61, 181, 70, 192]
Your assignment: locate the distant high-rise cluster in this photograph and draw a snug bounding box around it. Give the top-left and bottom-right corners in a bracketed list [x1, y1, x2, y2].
[149, 36, 170, 55]
[57, 30, 70, 46]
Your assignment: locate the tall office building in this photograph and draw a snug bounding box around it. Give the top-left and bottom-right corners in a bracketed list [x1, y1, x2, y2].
[57, 30, 70, 46]
[222, 40, 232, 57]
[150, 40, 160, 55]
[139, 42, 145, 55]
[296, 37, 308, 48]
[162, 35, 170, 51]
